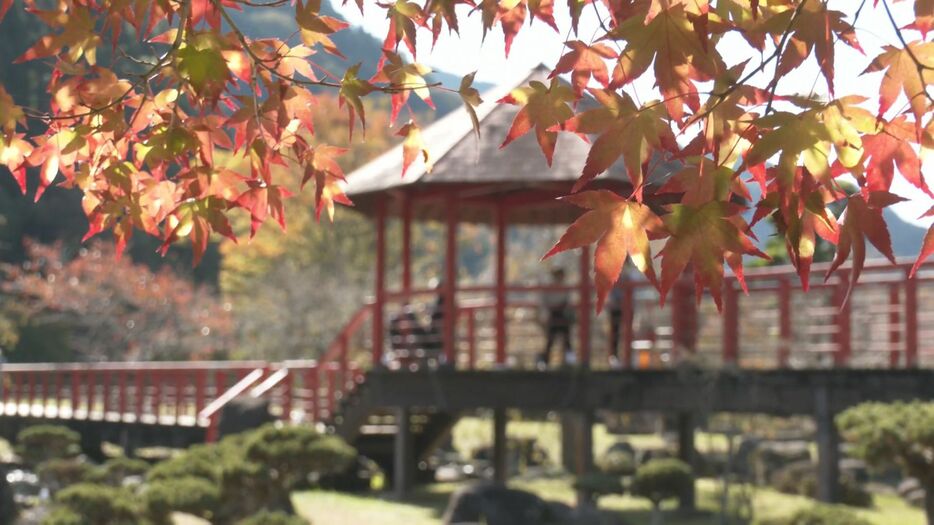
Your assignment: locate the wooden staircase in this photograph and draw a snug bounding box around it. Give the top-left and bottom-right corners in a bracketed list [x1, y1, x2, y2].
[328, 373, 459, 479]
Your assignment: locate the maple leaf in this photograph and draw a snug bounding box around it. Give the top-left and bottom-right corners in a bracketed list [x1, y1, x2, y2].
[0, 134, 33, 193]
[498, 77, 574, 166]
[560, 89, 676, 196]
[827, 191, 904, 300]
[339, 64, 376, 139]
[236, 182, 293, 238]
[459, 72, 484, 139]
[176, 33, 231, 101]
[607, 4, 724, 121]
[911, 205, 934, 277]
[296, 0, 349, 57]
[27, 129, 86, 201]
[550, 41, 617, 97]
[544, 191, 663, 312]
[658, 201, 767, 309]
[425, 0, 472, 46]
[646, 0, 708, 23]
[906, 0, 933, 38]
[864, 42, 934, 130]
[302, 145, 352, 221]
[397, 121, 432, 177]
[763, 2, 862, 95]
[371, 52, 434, 124]
[0, 86, 25, 134]
[161, 197, 237, 265]
[498, 0, 527, 57]
[380, 0, 425, 58]
[859, 116, 931, 197]
[0, 0, 11, 25]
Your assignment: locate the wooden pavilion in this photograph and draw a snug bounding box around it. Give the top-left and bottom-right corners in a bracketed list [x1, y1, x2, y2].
[344, 65, 680, 371]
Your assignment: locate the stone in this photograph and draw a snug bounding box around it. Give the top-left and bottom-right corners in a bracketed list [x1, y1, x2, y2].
[216, 396, 276, 438]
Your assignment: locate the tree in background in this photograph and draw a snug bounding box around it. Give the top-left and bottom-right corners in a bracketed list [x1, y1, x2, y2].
[0, 0, 928, 310]
[0, 241, 233, 362]
[631, 458, 694, 525]
[837, 401, 934, 524]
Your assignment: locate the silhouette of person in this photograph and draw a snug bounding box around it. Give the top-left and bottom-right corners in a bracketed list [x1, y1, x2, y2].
[538, 268, 574, 368]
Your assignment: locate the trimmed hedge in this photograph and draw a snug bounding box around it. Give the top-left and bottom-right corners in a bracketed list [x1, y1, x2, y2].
[236, 510, 310, 525]
[631, 458, 694, 507]
[143, 476, 221, 525]
[16, 425, 80, 465]
[756, 504, 873, 525]
[48, 483, 138, 525]
[99, 457, 150, 486]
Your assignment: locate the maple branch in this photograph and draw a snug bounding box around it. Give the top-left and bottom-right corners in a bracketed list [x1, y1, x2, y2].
[879, 0, 934, 106]
[691, 0, 809, 124]
[764, 0, 809, 114]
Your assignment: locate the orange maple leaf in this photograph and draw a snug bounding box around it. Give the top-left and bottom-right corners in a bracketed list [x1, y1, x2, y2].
[550, 41, 617, 97]
[498, 78, 575, 166]
[544, 190, 663, 312]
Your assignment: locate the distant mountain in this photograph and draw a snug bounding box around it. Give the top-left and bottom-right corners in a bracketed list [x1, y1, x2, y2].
[229, 1, 492, 117]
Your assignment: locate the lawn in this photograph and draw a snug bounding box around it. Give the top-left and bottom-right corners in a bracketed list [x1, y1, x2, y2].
[292, 477, 926, 525]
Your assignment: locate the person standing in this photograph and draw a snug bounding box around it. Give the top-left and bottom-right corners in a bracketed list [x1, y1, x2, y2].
[538, 268, 575, 368]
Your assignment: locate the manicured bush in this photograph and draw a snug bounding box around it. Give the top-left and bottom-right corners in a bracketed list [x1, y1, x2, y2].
[573, 472, 624, 503]
[40, 508, 84, 525]
[598, 449, 636, 476]
[37, 458, 100, 493]
[16, 425, 80, 465]
[143, 476, 221, 525]
[755, 504, 872, 525]
[146, 443, 222, 484]
[98, 457, 150, 486]
[631, 458, 694, 525]
[51, 483, 138, 525]
[236, 510, 309, 525]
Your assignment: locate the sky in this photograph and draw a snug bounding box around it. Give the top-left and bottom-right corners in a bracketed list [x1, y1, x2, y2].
[333, 0, 932, 228]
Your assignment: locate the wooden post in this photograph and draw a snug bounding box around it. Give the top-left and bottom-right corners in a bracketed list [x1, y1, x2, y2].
[118, 371, 127, 421]
[889, 284, 901, 368]
[282, 370, 293, 423]
[102, 371, 112, 417]
[467, 311, 477, 370]
[722, 279, 739, 365]
[815, 386, 841, 503]
[135, 371, 145, 421]
[492, 407, 508, 484]
[833, 272, 852, 367]
[373, 198, 387, 367]
[194, 369, 206, 415]
[905, 271, 918, 367]
[70, 370, 80, 417]
[778, 277, 792, 367]
[677, 412, 696, 510]
[621, 284, 634, 369]
[394, 406, 414, 498]
[578, 246, 592, 367]
[402, 194, 412, 295]
[443, 193, 458, 366]
[305, 366, 319, 423]
[495, 205, 507, 366]
[671, 269, 698, 362]
[175, 370, 185, 422]
[152, 369, 162, 423]
[574, 411, 595, 508]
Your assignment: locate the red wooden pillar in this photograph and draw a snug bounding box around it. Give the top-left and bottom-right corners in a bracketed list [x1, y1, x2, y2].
[135, 370, 145, 420]
[494, 205, 507, 366]
[889, 284, 901, 368]
[905, 270, 918, 367]
[621, 284, 634, 369]
[175, 370, 185, 422]
[52, 371, 61, 414]
[671, 270, 697, 362]
[578, 246, 592, 367]
[443, 193, 458, 366]
[117, 370, 128, 420]
[778, 278, 792, 367]
[373, 198, 387, 367]
[832, 271, 851, 367]
[70, 370, 80, 416]
[152, 369, 163, 422]
[402, 194, 412, 296]
[282, 370, 293, 422]
[305, 366, 319, 423]
[194, 369, 206, 415]
[467, 311, 477, 369]
[722, 279, 739, 365]
[102, 371, 112, 417]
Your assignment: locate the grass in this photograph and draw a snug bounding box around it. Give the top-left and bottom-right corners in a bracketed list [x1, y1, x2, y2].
[292, 477, 926, 525]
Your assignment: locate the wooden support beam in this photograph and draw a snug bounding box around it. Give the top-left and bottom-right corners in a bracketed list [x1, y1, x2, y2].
[815, 386, 841, 503]
[905, 271, 918, 368]
[778, 277, 792, 367]
[373, 198, 387, 367]
[722, 280, 739, 365]
[677, 412, 696, 511]
[402, 195, 412, 295]
[495, 205, 507, 366]
[394, 406, 414, 499]
[443, 194, 458, 366]
[578, 246, 591, 367]
[492, 408, 508, 484]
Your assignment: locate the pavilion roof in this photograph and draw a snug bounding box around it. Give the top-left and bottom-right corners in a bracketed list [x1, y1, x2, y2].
[342, 65, 677, 223]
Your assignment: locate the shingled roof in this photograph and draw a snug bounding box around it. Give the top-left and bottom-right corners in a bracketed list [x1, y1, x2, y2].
[343, 65, 672, 223]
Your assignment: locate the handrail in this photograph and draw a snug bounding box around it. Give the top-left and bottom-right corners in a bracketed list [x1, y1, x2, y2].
[1, 360, 269, 373]
[198, 368, 266, 425]
[250, 368, 289, 398]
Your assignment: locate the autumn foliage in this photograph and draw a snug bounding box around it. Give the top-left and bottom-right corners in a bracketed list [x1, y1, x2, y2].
[0, 0, 931, 311]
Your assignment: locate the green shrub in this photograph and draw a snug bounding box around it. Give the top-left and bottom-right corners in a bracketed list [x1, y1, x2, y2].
[16, 425, 80, 465]
[755, 504, 872, 525]
[40, 508, 84, 525]
[143, 476, 221, 525]
[244, 424, 356, 481]
[598, 449, 636, 476]
[146, 444, 222, 484]
[771, 462, 872, 508]
[37, 458, 100, 492]
[99, 457, 150, 486]
[51, 483, 138, 525]
[632, 458, 694, 506]
[573, 472, 624, 500]
[236, 510, 309, 525]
